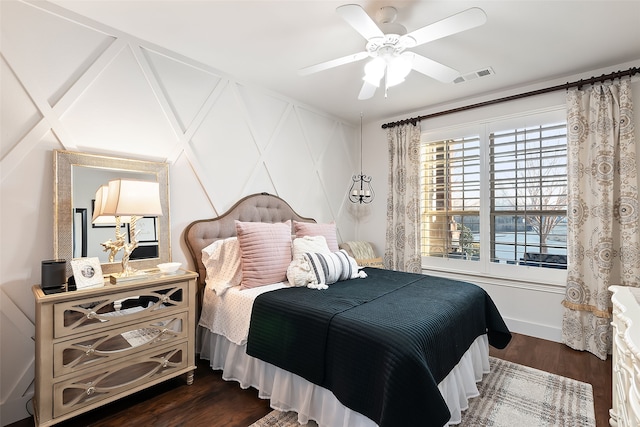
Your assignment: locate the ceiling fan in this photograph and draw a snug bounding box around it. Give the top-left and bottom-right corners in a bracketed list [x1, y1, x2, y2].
[299, 4, 487, 100]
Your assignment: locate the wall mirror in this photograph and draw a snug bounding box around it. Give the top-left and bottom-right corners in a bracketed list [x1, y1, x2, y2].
[54, 150, 170, 276]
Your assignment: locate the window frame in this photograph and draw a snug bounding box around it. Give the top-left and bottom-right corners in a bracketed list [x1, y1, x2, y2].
[420, 108, 568, 286]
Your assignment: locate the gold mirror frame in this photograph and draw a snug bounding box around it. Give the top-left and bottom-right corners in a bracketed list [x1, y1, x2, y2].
[54, 150, 171, 276]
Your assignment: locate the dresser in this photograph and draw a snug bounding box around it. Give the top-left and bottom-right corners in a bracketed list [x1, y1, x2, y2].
[32, 270, 198, 427]
[609, 285, 640, 427]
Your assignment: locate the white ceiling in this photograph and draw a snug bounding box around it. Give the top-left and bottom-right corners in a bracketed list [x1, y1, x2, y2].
[48, 0, 640, 124]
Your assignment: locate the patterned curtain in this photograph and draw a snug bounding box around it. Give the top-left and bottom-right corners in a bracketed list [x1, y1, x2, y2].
[384, 123, 422, 273]
[562, 79, 639, 360]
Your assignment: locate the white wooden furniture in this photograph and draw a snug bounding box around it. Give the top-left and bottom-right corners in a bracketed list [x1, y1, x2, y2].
[32, 270, 198, 427]
[609, 285, 640, 427]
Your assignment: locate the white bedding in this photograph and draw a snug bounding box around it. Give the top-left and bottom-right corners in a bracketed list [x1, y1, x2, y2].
[197, 284, 490, 427]
[199, 282, 287, 345]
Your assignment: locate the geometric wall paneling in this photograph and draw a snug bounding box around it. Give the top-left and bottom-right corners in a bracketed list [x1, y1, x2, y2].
[296, 107, 340, 163]
[60, 44, 181, 156]
[141, 47, 222, 133]
[1, 0, 116, 107]
[168, 155, 218, 260]
[1, 3, 357, 422]
[0, 55, 43, 159]
[238, 162, 278, 209]
[317, 124, 355, 219]
[263, 108, 316, 204]
[188, 82, 263, 210]
[236, 83, 290, 152]
[0, 291, 35, 426]
[299, 172, 337, 230]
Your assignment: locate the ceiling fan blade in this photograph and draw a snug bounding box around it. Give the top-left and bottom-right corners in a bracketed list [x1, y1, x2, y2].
[299, 51, 369, 76]
[410, 53, 460, 83]
[404, 7, 487, 47]
[336, 4, 384, 40]
[358, 81, 378, 100]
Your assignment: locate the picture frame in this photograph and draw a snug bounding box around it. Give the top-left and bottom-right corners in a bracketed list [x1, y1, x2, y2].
[70, 257, 104, 290]
[129, 216, 158, 243]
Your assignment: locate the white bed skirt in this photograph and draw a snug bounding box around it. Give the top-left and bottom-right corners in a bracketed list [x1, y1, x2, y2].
[199, 328, 490, 427]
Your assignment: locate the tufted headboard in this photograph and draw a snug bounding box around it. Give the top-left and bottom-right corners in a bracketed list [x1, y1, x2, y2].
[184, 192, 316, 296]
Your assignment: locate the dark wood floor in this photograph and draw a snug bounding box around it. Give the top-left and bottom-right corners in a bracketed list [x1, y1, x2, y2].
[10, 333, 611, 427]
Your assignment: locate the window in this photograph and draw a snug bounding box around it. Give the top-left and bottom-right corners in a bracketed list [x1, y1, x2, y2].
[490, 123, 567, 268]
[421, 135, 481, 260]
[420, 111, 568, 274]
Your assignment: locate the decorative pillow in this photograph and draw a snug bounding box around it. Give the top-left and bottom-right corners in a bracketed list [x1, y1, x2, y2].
[236, 220, 292, 289]
[294, 221, 339, 252]
[286, 256, 315, 287]
[201, 237, 242, 295]
[292, 235, 331, 260]
[358, 257, 385, 269]
[301, 250, 367, 290]
[339, 241, 377, 260]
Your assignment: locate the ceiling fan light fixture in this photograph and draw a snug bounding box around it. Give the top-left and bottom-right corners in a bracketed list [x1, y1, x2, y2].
[386, 55, 413, 87]
[363, 57, 385, 86]
[364, 57, 385, 76]
[363, 74, 382, 87]
[302, 5, 487, 100]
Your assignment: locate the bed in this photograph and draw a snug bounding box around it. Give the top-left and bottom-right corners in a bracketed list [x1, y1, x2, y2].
[185, 192, 511, 427]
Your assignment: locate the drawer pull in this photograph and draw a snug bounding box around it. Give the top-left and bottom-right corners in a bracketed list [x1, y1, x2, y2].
[85, 348, 95, 356]
[86, 311, 97, 319]
[161, 295, 170, 304]
[86, 386, 95, 396]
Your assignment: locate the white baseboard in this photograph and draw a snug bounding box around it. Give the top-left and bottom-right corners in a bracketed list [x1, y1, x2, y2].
[503, 316, 562, 343]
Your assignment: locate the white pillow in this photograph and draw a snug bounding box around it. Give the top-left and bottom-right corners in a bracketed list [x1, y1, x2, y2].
[292, 235, 331, 260]
[201, 237, 242, 295]
[301, 250, 366, 290]
[286, 256, 316, 287]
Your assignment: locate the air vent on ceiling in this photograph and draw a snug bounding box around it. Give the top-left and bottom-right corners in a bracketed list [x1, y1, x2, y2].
[453, 67, 495, 84]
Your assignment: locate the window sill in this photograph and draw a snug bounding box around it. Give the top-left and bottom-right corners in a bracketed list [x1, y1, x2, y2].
[420, 264, 566, 295]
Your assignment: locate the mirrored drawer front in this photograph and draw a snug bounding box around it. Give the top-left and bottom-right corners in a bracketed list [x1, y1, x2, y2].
[53, 312, 188, 377]
[53, 342, 188, 418]
[54, 282, 188, 338]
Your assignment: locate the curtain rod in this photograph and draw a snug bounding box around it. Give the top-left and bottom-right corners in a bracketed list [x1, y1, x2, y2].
[381, 66, 640, 129]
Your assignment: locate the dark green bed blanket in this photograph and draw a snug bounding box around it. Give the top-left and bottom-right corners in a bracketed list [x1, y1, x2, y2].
[246, 268, 511, 427]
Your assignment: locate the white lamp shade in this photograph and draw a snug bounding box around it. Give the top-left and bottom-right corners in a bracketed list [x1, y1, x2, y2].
[102, 179, 163, 217]
[92, 185, 109, 223]
[91, 185, 132, 224]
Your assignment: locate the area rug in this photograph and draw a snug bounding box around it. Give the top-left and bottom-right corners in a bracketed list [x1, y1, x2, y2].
[249, 357, 596, 427]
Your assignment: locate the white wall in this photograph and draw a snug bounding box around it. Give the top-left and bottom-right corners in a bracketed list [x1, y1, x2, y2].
[0, 1, 360, 424]
[359, 60, 640, 345]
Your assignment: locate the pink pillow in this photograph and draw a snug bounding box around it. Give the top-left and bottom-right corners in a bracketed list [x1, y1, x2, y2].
[294, 221, 339, 252]
[235, 220, 292, 289]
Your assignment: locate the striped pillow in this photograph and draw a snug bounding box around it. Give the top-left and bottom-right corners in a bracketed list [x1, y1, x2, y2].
[235, 220, 292, 289]
[303, 250, 361, 290]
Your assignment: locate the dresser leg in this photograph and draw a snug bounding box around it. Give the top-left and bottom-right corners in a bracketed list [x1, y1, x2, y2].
[186, 370, 194, 385]
[609, 408, 618, 426]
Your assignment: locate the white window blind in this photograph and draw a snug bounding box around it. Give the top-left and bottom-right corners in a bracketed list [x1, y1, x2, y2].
[420, 113, 568, 272]
[420, 135, 481, 260]
[490, 122, 567, 268]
